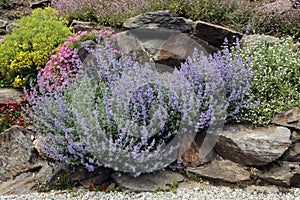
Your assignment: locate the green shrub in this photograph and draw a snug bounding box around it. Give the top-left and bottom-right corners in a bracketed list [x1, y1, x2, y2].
[252, 8, 300, 40]
[180, 0, 253, 32]
[232, 37, 300, 125]
[0, 7, 73, 88]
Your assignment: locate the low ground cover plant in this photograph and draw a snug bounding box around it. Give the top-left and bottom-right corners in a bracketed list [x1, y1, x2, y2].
[51, 0, 160, 26]
[252, 8, 300, 40]
[0, 99, 31, 132]
[51, 0, 299, 39]
[0, 7, 73, 88]
[232, 37, 300, 125]
[25, 36, 253, 174]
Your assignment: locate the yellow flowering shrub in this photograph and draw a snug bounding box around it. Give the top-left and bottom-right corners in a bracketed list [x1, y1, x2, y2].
[0, 7, 73, 88]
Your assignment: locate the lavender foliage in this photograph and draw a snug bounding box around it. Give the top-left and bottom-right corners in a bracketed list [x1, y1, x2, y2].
[25, 37, 253, 174]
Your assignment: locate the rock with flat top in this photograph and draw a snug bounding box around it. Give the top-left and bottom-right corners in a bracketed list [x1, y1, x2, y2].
[215, 125, 291, 166]
[111, 170, 184, 192]
[124, 10, 193, 33]
[186, 159, 250, 183]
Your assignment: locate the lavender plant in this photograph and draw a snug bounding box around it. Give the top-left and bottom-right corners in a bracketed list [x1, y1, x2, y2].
[25, 37, 253, 174]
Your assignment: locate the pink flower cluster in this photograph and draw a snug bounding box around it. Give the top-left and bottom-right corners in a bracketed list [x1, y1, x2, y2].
[66, 31, 88, 42]
[38, 30, 118, 92]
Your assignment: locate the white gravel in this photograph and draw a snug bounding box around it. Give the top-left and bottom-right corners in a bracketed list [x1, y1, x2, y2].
[1, 182, 300, 200]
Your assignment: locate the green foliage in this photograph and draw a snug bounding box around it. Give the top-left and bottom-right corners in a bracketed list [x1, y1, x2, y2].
[179, 0, 253, 32]
[153, 179, 179, 193]
[232, 37, 300, 125]
[52, 171, 73, 190]
[252, 8, 300, 40]
[52, 0, 298, 39]
[0, 7, 73, 88]
[35, 179, 49, 192]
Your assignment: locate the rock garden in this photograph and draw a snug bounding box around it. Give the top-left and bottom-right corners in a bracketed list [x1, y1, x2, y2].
[0, 0, 299, 199]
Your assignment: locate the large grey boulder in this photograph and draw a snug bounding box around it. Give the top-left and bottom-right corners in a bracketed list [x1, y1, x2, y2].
[193, 20, 243, 48]
[186, 159, 251, 183]
[273, 107, 300, 131]
[124, 10, 193, 33]
[111, 170, 184, 192]
[0, 127, 55, 195]
[215, 125, 291, 166]
[153, 32, 209, 67]
[116, 30, 155, 66]
[116, 28, 211, 70]
[0, 126, 41, 180]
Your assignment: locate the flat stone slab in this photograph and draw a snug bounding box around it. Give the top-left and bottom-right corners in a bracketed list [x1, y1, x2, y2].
[124, 10, 193, 33]
[215, 125, 291, 166]
[186, 159, 250, 183]
[111, 170, 184, 192]
[193, 20, 242, 48]
[0, 172, 36, 195]
[257, 161, 300, 187]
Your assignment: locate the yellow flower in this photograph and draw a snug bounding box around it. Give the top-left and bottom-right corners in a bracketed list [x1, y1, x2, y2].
[14, 41, 20, 47]
[13, 75, 25, 88]
[32, 43, 38, 48]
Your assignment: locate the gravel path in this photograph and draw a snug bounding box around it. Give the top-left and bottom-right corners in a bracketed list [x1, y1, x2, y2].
[1, 182, 300, 200]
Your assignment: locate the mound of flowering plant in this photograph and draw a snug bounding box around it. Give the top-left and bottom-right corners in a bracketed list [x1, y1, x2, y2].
[232, 37, 300, 125]
[0, 7, 73, 88]
[25, 38, 253, 175]
[38, 30, 117, 92]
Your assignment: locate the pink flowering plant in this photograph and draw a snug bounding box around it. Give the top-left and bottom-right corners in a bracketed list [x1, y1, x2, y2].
[38, 30, 117, 92]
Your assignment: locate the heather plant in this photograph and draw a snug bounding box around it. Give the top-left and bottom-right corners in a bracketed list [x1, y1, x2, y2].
[181, 0, 253, 32]
[232, 37, 300, 125]
[25, 38, 252, 174]
[51, 0, 253, 29]
[252, 8, 300, 39]
[0, 7, 73, 88]
[51, 0, 159, 26]
[38, 30, 117, 92]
